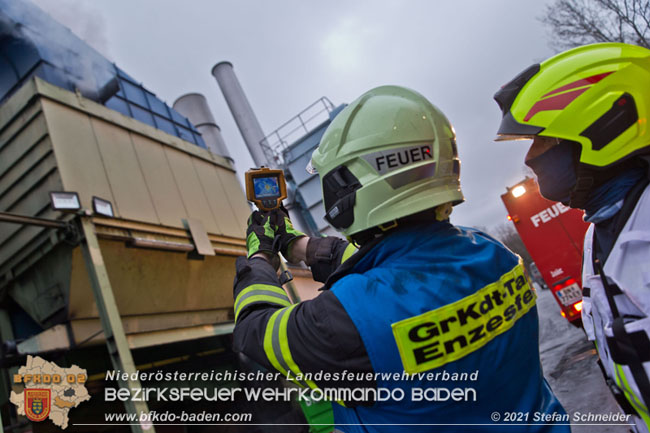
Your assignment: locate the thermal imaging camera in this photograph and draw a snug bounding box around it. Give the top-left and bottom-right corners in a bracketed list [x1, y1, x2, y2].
[245, 167, 287, 211]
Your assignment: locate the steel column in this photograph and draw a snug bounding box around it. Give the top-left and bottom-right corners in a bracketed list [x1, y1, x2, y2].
[79, 217, 155, 433]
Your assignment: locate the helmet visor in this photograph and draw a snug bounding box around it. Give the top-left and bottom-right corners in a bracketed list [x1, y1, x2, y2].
[494, 134, 537, 142]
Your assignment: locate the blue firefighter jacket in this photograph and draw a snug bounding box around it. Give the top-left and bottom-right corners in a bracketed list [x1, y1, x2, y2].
[329, 221, 568, 433]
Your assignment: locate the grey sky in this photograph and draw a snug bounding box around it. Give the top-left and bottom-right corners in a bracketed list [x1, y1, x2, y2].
[32, 0, 556, 231]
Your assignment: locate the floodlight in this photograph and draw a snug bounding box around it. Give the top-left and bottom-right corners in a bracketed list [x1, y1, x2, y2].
[512, 185, 526, 198]
[92, 196, 114, 217]
[50, 191, 80, 212]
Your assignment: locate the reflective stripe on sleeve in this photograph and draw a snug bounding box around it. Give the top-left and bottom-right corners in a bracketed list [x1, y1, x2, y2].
[263, 304, 319, 390]
[234, 284, 291, 322]
[341, 243, 358, 264]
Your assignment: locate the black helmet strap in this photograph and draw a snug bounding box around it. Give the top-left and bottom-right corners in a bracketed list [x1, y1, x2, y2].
[569, 165, 594, 208]
[322, 165, 361, 229]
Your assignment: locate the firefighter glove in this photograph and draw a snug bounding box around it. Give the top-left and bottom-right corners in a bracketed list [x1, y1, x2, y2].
[273, 208, 306, 259]
[246, 211, 277, 259]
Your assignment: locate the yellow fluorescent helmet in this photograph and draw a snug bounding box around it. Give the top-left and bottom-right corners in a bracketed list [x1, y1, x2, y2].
[494, 42, 650, 168]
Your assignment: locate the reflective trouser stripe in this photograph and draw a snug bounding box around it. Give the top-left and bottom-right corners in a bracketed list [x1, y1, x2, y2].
[341, 244, 357, 264]
[263, 304, 318, 390]
[235, 284, 291, 322]
[615, 363, 650, 428]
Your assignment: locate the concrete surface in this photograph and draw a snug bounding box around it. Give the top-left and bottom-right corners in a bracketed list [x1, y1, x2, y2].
[537, 285, 634, 433]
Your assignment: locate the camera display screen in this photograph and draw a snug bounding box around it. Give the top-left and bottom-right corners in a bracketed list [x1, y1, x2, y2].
[253, 176, 281, 198]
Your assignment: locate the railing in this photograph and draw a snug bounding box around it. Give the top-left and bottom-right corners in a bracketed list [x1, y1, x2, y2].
[260, 97, 335, 166]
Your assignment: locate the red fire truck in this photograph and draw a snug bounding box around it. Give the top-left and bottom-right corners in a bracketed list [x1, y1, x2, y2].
[500, 177, 590, 326]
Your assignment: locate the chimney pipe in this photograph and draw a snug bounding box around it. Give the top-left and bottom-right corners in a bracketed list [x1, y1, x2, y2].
[212, 61, 269, 167]
[172, 93, 233, 163]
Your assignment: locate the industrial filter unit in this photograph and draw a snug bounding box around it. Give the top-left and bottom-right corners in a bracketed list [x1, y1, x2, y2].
[0, 1, 310, 431]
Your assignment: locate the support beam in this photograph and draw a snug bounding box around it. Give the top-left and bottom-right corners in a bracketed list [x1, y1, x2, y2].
[15, 322, 236, 354]
[0, 212, 67, 229]
[79, 217, 155, 433]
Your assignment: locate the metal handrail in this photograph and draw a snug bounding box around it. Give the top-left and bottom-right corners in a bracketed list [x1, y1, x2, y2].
[260, 97, 335, 165]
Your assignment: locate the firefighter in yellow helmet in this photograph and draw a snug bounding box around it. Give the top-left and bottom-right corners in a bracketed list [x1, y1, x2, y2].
[235, 85, 568, 432]
[494, 43, 650, 432]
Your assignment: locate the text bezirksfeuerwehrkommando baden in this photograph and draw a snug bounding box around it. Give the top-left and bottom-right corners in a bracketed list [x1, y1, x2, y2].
[104, 369, 480, 403]
[104, 385, 477, 403]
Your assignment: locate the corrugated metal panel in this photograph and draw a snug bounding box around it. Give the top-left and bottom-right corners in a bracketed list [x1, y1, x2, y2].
[131, 134, 189, 227]
[0, 172, 61, 267]
[8, 242, 70, 326]
[68, 239, 236, 318]
[193, 159, 239, 236]
[1, 115, 48, 170]
[41, 100, 115, 211]
[164, 147, 220, 234]
[90, 117, 159, 223]
[0, 152, 58, 213]
[0, 135, 53, 198]
[299, 176, 323, 208]
[214, 168, 250, 236]
[0, 192, 56, 252]
[0, 96, 63, 272]
[34, 78, 247, 238]
[286, 150, 314, 186]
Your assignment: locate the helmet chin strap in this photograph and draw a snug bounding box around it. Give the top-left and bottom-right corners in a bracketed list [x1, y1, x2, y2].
[348, 204, 455, 247]
[568, 165, 594, 209]
[569, 157, 648, 209]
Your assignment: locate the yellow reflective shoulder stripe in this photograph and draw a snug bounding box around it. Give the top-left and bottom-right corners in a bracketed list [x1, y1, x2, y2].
[341, 243, 358, 264]
[234, 284, 291, 322]
[262, 304, 319, 390]
[392, 263, 536, 374]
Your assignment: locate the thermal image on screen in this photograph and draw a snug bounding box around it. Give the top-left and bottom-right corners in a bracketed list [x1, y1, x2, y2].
[254, 176, 280, 198]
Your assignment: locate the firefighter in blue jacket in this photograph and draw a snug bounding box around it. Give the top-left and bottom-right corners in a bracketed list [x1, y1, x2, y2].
[233, 85, 568, 432]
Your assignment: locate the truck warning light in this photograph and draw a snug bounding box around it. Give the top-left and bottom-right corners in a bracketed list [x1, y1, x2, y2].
[511, 185, 526, 197]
